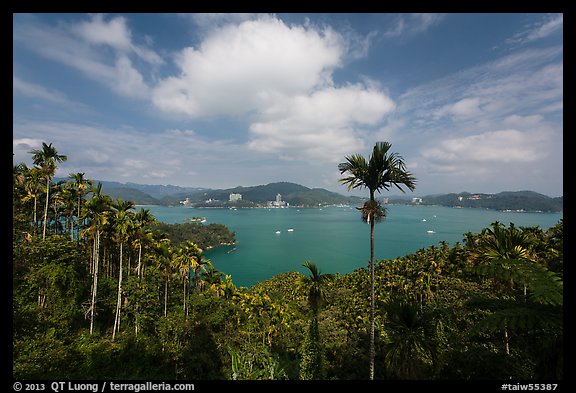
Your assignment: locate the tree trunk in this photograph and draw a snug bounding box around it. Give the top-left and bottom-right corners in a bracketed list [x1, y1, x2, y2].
[90, 230, 100, 335]
[113, 242, 124, 340]
[504, 323, 510, 356]
[164, 279, 168, 317]
[369, 215, 375, 380]
[183, 277, 187, 320]
[33, 196, 38, 234]
[42, 177, 49, 239]
[369, 189, 376, 380]
[136, 243, 143, 280]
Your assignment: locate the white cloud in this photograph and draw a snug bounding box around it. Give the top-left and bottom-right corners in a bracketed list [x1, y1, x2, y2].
[14, 15, 153, 99]
[187, 13, 257, 30]
[152, 15, 344, 117]
[248, 84, 395, 161]
[73, 14, 132, 50]
[72, 13, 163, 65]
[13, 75, 71, 105]
[397, 46, 563, 131]
[505, 13, 563, 47]
[113, 55, 149, 97]
[383, 13, 445, 38]
[422, 129, 545, 164]
[151, 15, 396, 165]
[435, 97, 482, 119]
[13, 138, 44, 160]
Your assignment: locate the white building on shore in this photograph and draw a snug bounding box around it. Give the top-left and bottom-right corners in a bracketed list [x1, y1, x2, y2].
[229, 193, 242, 202]
[268, 193, 288, 208]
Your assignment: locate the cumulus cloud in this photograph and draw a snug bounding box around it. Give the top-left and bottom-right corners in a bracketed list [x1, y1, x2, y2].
[152, 15, 344, 117]
[248, 84, 395, 160]
[151, 15, 395, 162]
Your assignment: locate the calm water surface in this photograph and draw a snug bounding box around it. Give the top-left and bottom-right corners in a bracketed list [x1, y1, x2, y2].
[142, 204, 562, 287]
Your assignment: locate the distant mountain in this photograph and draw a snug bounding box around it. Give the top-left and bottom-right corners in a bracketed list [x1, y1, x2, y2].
[176, 182, 363, 206]
[397, 191, 563, 212]
[79, 180, 362, 207]
[68, 178, 562, 212]
[96, 180, 205, 199]
[104, 187, 160, 205]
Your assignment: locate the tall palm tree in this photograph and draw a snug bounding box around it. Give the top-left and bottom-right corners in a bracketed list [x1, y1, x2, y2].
[153, 239, 174, 317]
[298, 261, 334, 380]
[18, 165, 42, 234]
[82, 182, 111, 335]
[338, 141, 416, 379]
[133, 208, 157, 280]
[111, 198, 135, 340]
[173, 241, 202, 319]
[68, 172, 93, 241]
[30, 142, 67, 239]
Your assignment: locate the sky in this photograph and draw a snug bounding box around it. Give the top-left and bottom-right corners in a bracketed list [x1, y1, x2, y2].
[12, 13, 563, 197]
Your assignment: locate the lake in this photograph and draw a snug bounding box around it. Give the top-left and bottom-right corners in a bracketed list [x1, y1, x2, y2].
[141, 204, 562, 287]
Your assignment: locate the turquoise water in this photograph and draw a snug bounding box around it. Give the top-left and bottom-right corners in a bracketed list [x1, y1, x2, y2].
[142, 204, 562, 287]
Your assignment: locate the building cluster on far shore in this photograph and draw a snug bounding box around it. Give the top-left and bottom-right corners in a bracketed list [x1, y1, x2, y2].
[267, 193, 289, 208]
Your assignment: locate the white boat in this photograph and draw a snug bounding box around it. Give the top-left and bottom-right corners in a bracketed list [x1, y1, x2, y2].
[187, 217, 206, 223]
[422, 218, 427, 222]
[275, 231, 281, 234]
[427, 230, 435, 234]
[287, 228, 294, 232]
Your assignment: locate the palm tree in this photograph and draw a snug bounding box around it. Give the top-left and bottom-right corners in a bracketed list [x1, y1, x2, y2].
[82, 182, 111, 335]
[68, 172, 93, 241]
[153, 239, 173, 318]
[299, 261, 334, 317]
[133, 208, 157, 280]
[383, 300, 439, 379]
[19, 165, 43, 235]
[111, 198, 135, 340]
[298, 261, 334, 380]
[30, 142, 68, 239]
[338, 141, 416, 379]
[468, 222, 563, 356]
[173, 241, 202, 319]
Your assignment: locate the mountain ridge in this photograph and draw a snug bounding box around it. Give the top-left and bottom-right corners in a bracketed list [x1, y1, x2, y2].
[390, 190, 562, 212]
[61, 178, 562, 212]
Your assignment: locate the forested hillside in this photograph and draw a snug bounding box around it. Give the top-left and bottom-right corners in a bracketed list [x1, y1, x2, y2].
[415, 191, 563, 212]
[13, 144, 563, 380]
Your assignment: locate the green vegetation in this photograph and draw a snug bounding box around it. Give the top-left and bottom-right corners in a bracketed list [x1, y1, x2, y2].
[13, 143, 563, 380]
[391, 191, 563, 212]
[153, 222, 236, 250]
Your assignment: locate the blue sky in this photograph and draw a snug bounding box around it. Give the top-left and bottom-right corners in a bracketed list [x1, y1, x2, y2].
[13, 13, 563, 197]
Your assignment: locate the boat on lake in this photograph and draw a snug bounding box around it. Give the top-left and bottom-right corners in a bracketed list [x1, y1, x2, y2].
[187, 217, 207, 223]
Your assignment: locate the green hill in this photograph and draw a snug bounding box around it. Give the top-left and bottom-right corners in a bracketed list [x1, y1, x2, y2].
[103, 187, 160, 205]
[175, 182, 362, 207]
[417, 191, 562, 212]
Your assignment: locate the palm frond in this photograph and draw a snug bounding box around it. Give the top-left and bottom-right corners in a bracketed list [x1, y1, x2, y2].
[473, 304, 562, 334]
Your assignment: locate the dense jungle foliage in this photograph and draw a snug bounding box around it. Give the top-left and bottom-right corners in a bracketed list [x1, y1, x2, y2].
[13, 143, 563, 380]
